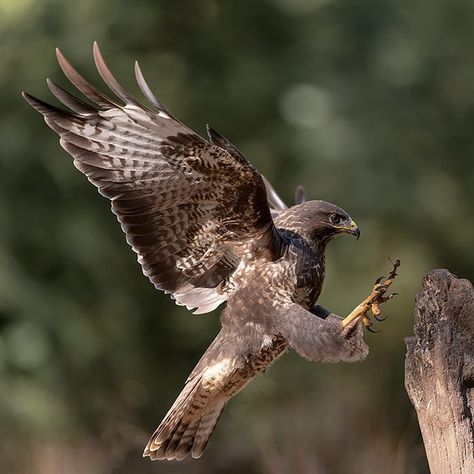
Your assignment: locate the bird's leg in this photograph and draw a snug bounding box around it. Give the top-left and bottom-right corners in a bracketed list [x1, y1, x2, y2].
[341, 259, 400, 335]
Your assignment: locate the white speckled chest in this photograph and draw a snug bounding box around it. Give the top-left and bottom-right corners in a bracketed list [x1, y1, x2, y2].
[228, 232, 325, 310]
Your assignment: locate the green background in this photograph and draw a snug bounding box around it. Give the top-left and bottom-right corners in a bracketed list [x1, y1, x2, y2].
[1, 0, 473, 472]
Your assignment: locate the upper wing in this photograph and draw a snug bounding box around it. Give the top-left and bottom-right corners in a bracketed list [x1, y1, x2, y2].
[23, 43, 284, 314]
[273, 302, 368, 363]
[204, 125, 306, 219]
[205, 125, 290, 218]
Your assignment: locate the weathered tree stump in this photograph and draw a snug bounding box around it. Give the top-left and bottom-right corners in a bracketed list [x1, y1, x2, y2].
[405, 269, 474, 474]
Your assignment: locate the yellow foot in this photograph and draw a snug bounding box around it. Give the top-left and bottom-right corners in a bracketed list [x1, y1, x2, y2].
[342, 259, 400, 334]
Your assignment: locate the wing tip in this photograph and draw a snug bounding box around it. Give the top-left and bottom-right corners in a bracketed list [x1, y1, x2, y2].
[92, 40, 101, 63]
[22, 90, 51, 115]
[21, 90, 41, 113]
[55, 46, 68, 68]
[134, 58, 171, 115]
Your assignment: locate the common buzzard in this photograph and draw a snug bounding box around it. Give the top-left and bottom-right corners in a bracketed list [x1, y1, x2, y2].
[23, 43, 399, 461]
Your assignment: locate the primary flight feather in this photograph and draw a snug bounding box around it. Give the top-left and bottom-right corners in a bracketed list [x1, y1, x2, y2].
[23, 43, 398, 461]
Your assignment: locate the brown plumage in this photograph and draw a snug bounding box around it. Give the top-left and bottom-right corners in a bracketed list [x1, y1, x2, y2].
[23, 44, 370, 461]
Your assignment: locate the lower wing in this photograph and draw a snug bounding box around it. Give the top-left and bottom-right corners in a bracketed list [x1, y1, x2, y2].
[273, 302, 369, 363]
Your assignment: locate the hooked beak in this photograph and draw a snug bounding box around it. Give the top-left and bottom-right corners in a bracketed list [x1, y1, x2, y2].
[331, 219, 360, 240]
[346, 220, 360, 240]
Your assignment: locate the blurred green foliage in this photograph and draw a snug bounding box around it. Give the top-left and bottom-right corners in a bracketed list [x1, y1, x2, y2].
[0, 0, 473, 472]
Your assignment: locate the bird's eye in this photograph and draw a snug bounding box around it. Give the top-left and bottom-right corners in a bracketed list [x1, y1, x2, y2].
[329, 213, 344, 225]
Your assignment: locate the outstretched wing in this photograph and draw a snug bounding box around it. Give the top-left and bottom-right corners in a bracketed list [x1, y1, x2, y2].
[23, 43, 284, 314]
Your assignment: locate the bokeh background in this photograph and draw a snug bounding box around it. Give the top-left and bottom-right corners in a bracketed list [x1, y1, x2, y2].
[1, 0, 473, 472]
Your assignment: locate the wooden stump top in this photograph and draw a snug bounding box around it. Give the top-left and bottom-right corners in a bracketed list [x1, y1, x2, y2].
[405, 269, 474, 474]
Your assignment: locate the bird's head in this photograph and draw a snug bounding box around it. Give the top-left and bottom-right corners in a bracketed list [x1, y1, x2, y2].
[276, 200, 360, 245]
[308, 200, 360, 240]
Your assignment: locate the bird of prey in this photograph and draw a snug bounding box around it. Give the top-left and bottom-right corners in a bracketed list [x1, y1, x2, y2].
[23, 43, 399, 461]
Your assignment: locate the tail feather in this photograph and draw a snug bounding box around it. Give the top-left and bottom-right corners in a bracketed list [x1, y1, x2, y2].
[174, 419, 200, 461]
[143, 361, 229, 461]
[163, 420, 191, 459]
[144, 395, 226, 461]
[191, 402, 225, 459]
[144, 328, 254, 461]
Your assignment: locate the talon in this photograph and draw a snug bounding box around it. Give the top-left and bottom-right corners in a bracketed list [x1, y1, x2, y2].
[362, 314, 378, 330]
[388, 258, 401, 269]
[367, 325, 381, 333]
[387, 260, 400, 279]
[341, 259, 400, 330]
[371, 302, 386, 321]
[379, 293, 397, 303]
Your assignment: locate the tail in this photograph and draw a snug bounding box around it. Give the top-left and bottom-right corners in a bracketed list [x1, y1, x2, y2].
[143, 330, 235, 461]
[143, 377, 226, 461]
[143, 327, 273, 461]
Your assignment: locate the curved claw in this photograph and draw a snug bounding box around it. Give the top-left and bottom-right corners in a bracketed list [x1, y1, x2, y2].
[367, 325, 382, 333]
[374, 314, 388, 322]
[387, 259, 401, 279]
[374, 276, 384, 285]
[379, 293, 398, 303]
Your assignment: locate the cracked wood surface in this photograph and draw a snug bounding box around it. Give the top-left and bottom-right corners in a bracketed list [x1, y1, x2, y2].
[405, 269, 474, 474]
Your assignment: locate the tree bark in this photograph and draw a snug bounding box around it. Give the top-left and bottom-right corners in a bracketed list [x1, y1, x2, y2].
[405, 269, 474, 474]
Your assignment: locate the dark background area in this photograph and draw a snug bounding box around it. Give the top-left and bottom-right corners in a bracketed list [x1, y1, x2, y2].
[0, 0, 473, 472]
